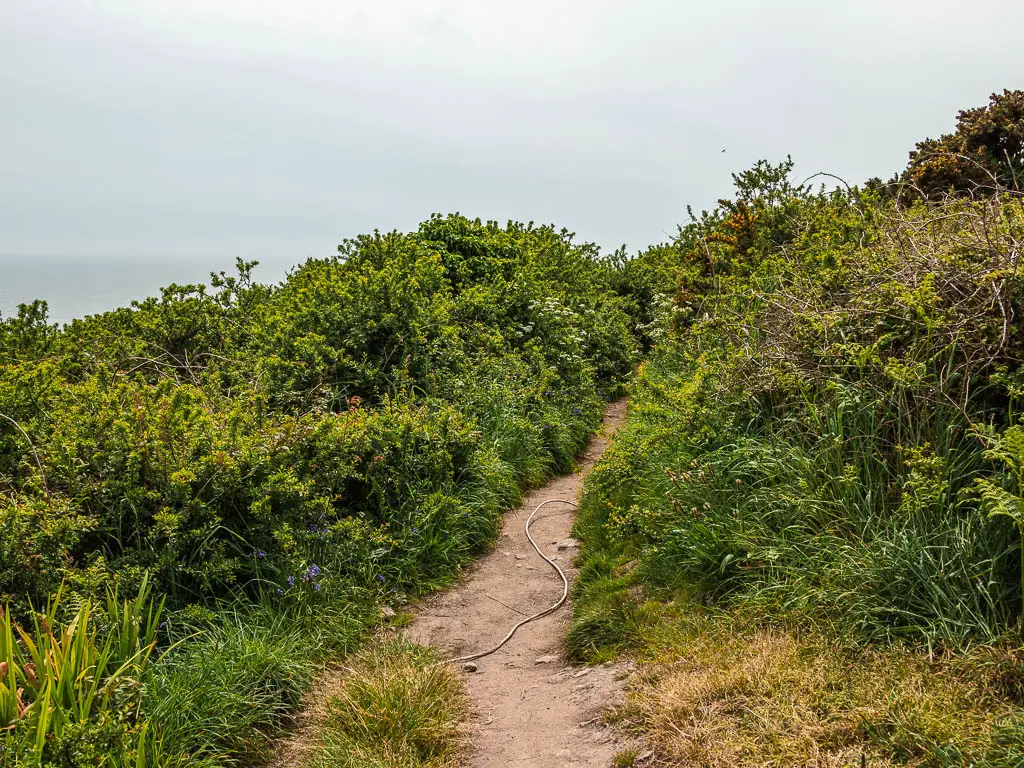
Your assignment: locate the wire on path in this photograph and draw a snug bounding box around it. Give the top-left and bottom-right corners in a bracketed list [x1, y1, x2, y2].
[449, 498, 578, 664]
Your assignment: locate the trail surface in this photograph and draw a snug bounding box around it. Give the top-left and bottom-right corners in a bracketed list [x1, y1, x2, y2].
[405, 400, 629, 767]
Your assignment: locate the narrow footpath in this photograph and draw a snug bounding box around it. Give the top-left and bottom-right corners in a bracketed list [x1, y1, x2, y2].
[404, 400, 629, 767]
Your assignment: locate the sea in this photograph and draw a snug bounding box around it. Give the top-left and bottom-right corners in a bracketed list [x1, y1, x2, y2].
[0, 256, 291, 326]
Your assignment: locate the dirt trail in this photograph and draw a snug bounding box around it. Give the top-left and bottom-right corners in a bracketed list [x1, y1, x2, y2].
[404, 400, 629, 768]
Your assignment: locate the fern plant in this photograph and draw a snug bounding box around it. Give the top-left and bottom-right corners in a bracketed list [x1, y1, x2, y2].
[974, 424, 1024, 621]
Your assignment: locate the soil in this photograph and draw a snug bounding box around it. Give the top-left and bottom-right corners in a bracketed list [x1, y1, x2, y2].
[404, 399, 630, 767]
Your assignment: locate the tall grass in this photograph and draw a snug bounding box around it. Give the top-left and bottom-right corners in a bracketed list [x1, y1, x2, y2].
[574, 362, 1018, 649]
[145, 595, 370, 765]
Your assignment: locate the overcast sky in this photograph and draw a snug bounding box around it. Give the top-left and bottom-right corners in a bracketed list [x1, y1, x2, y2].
[3, 0, 1024, 276]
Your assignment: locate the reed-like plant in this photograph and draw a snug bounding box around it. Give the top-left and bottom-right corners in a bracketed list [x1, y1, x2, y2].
[0, 576, 166, 765]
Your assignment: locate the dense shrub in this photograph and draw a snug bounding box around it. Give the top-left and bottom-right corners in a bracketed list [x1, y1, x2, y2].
[0, 215, 633, 608]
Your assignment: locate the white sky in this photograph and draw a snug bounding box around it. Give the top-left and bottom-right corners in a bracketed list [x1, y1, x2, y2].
[2, 0, 1024, 267]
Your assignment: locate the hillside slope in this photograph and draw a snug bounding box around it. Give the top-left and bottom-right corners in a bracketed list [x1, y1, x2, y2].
[573, 96, 1024, 766]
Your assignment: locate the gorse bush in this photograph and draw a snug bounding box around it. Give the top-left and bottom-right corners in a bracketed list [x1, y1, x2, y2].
[0, 214, 636, 764]
[904, 88, 1024, 198]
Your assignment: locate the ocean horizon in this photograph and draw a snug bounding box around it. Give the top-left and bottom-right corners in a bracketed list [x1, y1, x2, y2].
[0, 255, 293, 325]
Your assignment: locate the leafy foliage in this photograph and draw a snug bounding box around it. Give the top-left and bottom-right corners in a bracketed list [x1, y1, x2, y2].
[0, 215, 633, 608]
[0, 579, 165, 767]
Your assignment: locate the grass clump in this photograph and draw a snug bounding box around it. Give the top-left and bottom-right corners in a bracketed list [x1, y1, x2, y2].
[145, 595, 374, 765]
[302, 639, 466, 768]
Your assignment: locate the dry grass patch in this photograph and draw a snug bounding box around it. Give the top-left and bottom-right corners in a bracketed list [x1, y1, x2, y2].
[616, 618, 1021, 767]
